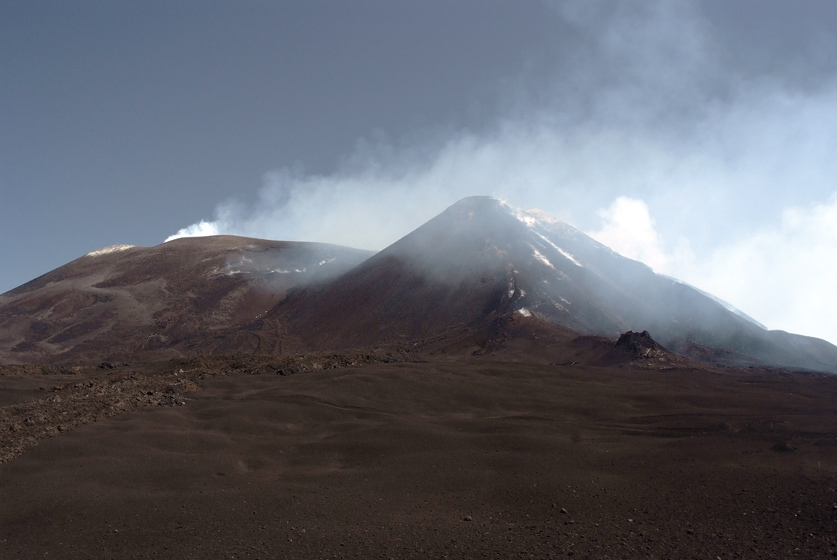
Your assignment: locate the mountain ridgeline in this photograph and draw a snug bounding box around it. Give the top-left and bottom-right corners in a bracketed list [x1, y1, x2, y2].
[2, 196, 836, 373]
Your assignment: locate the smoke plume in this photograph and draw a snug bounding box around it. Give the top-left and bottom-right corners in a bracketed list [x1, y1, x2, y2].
[167, 1, 837, 344]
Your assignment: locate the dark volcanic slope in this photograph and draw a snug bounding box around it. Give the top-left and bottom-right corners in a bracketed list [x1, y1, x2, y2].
[0, 237, 372, 364]
[279, 196, 837, 373]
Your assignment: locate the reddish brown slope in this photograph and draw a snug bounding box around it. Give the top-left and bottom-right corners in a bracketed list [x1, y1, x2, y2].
[0, 236, 372, 364]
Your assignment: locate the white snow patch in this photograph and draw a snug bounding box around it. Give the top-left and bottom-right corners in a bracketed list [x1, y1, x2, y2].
[318, 258, 336, 266]
[530, 247, 555, 269]
[546, 296, 567, 312]
[517, 213, 537, 227]
[557, 247, 582, 267]
[85, 245, 135, 257]
[500, 200, 539, 227]
[531, 231, 583, 267]
[226, 267, 306, 275]
[502, 201, 566, 231]
[508, 271, 519, 298]
[525, 208, 561, 225]
[516, 308, 532, 317]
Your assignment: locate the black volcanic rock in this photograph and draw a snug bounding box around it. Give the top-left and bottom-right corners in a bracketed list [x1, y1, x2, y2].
[595, 330, 679, 366]
[615, 330, 662, 355]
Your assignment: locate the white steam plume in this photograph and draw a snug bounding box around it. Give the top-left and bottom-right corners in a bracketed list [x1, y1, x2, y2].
[166, 2, 837, 344]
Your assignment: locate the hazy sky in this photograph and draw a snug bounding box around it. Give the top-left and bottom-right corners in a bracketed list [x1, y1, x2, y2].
[4, 1, 837, 344]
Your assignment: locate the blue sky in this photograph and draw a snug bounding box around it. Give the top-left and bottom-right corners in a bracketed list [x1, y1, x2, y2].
[4, 1, 837, 344]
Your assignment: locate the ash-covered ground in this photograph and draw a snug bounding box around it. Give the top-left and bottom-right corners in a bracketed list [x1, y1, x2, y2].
[2, 353, 837, 559]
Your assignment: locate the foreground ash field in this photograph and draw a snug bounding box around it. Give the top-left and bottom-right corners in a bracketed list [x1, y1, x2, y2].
[2, 197, 837, 558]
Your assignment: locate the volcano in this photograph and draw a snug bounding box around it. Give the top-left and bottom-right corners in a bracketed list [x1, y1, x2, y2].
[1, 196, 836, 373]
[275, 196, 837, 372]
[5, 197, 837, 559]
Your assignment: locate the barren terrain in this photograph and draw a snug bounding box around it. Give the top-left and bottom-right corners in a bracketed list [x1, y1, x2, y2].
[3, 352, 837, 559]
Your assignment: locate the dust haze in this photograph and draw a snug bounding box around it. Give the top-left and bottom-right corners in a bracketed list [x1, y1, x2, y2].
[167, 1, 837, 344]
